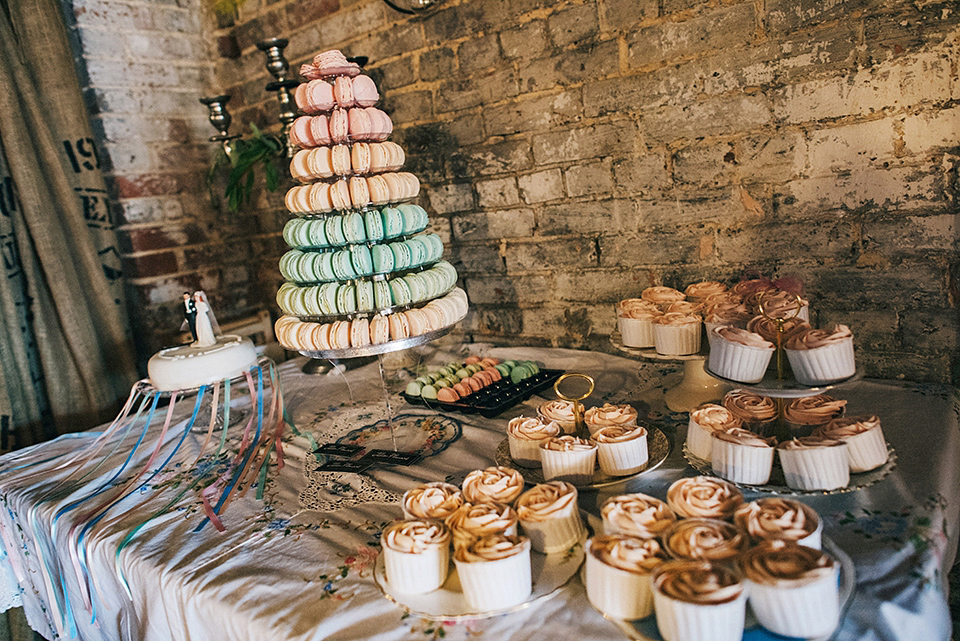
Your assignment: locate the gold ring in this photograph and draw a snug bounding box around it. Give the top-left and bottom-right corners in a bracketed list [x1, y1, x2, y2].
[553, 373, 595, 402]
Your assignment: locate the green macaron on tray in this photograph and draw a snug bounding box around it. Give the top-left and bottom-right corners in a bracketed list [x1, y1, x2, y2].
[401, 356, 565, 419]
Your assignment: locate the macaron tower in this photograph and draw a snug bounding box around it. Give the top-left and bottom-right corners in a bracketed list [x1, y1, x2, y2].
[274, 50, 468, 353]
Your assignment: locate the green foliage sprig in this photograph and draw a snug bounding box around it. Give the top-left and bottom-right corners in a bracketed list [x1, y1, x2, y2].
[207, 124, 284, 213]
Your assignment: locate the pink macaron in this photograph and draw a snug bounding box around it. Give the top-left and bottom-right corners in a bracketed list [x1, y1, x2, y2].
[308, 183, 334, 213]
[329, 109, 350, 144]
[388, 313, 410, 340]
[352, 75, 379, 107]
[329, 180, 351, 211]
[351, 143, 372, 174]
[347, 108, 372, 141]
[311, 323, 332, 350]
[367, 175, 391, 205]
[366, 108, 393, 141]
[349, 176, 371, 209]
[331, 145, 351, 176]
[289, 116, 316, 148]
[310, 115, 332, 146]
[289, 149, 315, 182]
[370, 315, 390, 344]
[437, 387, 460, 403]
[333, 76, 355, 109]
[311, 50, 361, 78]
[350, 318, 371, 347]
[308, 147, 335, 179]
[305, 79, 335, 113]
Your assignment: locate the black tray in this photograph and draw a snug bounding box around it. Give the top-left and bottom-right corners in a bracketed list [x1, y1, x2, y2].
[400, 369, 565, 419]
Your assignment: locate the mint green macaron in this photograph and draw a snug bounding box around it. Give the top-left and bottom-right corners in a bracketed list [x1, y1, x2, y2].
[351, 244, 373, 277]
[364, 209, 385, 242]
[342, 212, 366, 244]
[324, 216, 347, 246]
[355, 279, 374, 312]
[371, 244, 395, 274]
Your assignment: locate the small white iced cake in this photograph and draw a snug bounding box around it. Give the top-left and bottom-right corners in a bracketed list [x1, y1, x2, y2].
[147, 335, 258, 391]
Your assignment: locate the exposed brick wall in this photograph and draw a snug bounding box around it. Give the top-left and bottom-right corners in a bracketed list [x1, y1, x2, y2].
[69, 0, 960, 382]
[64, 0, 282, 366]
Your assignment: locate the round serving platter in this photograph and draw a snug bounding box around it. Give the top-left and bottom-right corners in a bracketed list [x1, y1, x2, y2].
[373, 533, 586, 621]
[682, 442, 897, 496]
[704, 364, 865, 399]
[495, 427, 672, 490]
[591, 536, 855, 641]
[298, 322, 456, 360]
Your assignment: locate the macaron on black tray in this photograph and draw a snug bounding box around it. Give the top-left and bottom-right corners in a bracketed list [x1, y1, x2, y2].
[400, 359, 564, 419]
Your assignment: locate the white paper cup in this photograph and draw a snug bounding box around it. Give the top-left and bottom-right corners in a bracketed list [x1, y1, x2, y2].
[508, 434, 544, 468]
[382, 544, 449, 595]
[653, 568, 746, 641]
[540, 446, 597, 485]
[596, 435, 649, 476]
[454, 542, 532, 611]
[778, 444, 850, 491]
[654, 322, 701, 356]
[785, 338, 856, 385]
[842, 427, 888, 473]
[619, 316, 656, 348]
[708, 338, 774, 384]
[585, 541, 655, 619]
[685, 419, 715, 462]
[711, 437, 774, 485]
[746, 560, 839, 637]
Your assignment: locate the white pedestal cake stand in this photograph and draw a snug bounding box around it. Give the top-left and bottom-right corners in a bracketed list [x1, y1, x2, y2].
[609, 329, 728, 413]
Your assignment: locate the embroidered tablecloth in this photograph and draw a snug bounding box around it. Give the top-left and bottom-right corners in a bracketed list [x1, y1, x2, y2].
[0, 343, 955, 641]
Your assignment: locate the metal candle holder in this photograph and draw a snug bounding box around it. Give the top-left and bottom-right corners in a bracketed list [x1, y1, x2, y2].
[199, 95, 241, 156]
[257, 38, 300, 158]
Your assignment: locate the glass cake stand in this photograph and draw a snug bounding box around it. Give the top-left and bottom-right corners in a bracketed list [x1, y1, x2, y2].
[610, 330, 727, 412]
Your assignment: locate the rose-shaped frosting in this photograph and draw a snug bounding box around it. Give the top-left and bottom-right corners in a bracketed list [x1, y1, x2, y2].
[732, 277, 774, 297]
[746, 315, 809, 343]
[703, 292, 743, 307]
[453, 534, 530, 563]
[515, 481, 578, 522]
[706, 301, 751, 317]
[685, 281, 728, 300]
[783, 394, 846, 425]
[620, 306, 663, 320]
[462, 466, 524, 504]
[704, 301, 753, 324]
[653, 560, 744, 604]
[664, 518, 747, 561]
[814, 415, 882, 438]
[540, 435, 596, 452]
[785, 324, 853, 350]
[592, 424, 647, 443]
[601, 493, 677, 538]
[690, 404, 743, 431]
[619, 298, 661, 316]
[445, 501, 519, 539]
[653, 311, 701, 325]
[722, 390, 777, 423]
[712, 326, 774, 349]
[734, 498, 819, 543]
[508, 416, 561, 442]
[777, 436, 846, 451]
[641, 286, 686, 305]
[667, 476, 743, 520]
[740, 540, 836, 586]
[666, 301, 704, 315]
[753, 289, 809, 319]
[712, 427, 776, 448]
[383, 519, 451, 553]
[590, 534, 667, 573]
[538, 400, 577, 426]
[584, 403, 638, 429]
[402, 482, 464, 519]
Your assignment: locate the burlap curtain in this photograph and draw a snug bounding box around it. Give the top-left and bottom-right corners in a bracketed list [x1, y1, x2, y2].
[0, 0, 137, 452]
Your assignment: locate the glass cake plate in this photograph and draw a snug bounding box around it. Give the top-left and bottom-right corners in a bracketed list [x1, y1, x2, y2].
[591, 536, 855, 641]
[682, 442, 897, 496]
[373, 534, 586, 620]
[704, 364, 865, 399]
[494, 427, 672, 490]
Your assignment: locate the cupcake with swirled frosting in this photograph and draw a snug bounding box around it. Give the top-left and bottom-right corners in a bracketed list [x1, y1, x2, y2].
[686, 403, 743, 462]
[618, 298, 660, 315]
[783, 394, 847, 437]
[652, 561, 746, 641]
[711, 427, 776, 485]
[666, 300, 704, 316]
[704, 302, 753, 336]
[777, 436, 850, 490]
[402, 482, 464, 521]
[722, 390, 777, 436]
[813, 415, 888, 473]
[515, 481, 586, 554]
[662, 518, 748, 562]
[539, 435, 597, 484]
[740, 540, 840, 638]
[381, 520, 451, 594]
[584, 402, 639, 436]
[641, 285, 686, 309]
[785, 324, 856, 385]
[453, 534, 532, 611]
[751, 288, 810, 321]
[507, 416, 561, 467]
[601, 493, 677, 539]
[746, 315, 809, 345]
[592, 424, 649, 476]
[462, 466, 524, 505]
[667, 476, 743, 520]
[445, 501, 519, 551]
[653, 312, 702, 356]
[707, 326, 775, 383]
[537, 399, 578, 434]
[585, 535, 668, 619]
[734, 497, 822, 549]
[685, 281, 728, 302]
[618, 302, 662, 348]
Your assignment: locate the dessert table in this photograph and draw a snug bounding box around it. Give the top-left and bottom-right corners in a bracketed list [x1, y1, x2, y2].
[0, 343, 955, 641]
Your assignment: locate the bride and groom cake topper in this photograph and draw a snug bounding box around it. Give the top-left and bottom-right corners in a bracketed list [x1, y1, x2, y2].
[182, 291, 220, 347]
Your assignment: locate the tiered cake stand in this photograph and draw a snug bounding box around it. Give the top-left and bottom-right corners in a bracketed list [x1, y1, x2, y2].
[277, 53, 466, 453]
